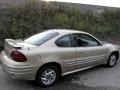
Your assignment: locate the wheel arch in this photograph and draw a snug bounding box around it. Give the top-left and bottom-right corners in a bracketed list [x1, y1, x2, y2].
[36, 62, 62, 78]
[110, 51, 119, 60]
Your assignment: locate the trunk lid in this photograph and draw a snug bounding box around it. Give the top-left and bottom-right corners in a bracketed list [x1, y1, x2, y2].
[4, 39, 37, 57]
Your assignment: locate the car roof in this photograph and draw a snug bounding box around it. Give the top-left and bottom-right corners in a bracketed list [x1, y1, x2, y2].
[47, 29, 89, 35]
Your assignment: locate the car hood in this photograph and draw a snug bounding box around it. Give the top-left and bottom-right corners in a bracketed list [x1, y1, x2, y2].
[102, 41, 119, 46]
[102, 41, 120, 50]
[102, 41, 112, 44]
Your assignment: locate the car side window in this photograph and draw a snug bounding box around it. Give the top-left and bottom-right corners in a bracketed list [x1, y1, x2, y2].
[55, 35, 72, 47]
[72, 33, 100, 47]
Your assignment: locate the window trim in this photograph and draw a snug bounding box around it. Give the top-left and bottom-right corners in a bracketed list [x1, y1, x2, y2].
[70, 33, 103, 47]
[55, 34, 75, 47]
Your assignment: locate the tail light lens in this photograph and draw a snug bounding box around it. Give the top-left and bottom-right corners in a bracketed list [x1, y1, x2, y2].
[10, 51, 27, 62]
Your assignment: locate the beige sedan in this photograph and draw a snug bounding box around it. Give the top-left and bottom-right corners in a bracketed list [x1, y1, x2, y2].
[0, 29, 120, 87]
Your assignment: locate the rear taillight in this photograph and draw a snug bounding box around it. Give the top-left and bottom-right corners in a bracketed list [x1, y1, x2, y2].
[10, 51, 27, 62]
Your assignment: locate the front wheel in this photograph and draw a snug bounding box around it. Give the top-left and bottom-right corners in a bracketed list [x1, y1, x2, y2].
[106, 53, 118, 67]
[35, 65, 59, 87]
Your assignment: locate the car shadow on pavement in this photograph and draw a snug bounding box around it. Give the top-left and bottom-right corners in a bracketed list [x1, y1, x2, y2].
[1, 61, 119, 90]
[26, 65, 120, 90]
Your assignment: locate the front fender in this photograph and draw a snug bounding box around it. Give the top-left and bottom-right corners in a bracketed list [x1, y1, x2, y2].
[105, 44, 120, 63]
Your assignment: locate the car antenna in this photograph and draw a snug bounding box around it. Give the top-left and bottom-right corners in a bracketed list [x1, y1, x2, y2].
[28, 35, 30, 50]
[28, 44, 30, 50]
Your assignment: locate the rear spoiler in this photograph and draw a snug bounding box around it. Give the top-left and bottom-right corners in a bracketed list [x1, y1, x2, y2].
[5, 39, 23, 49]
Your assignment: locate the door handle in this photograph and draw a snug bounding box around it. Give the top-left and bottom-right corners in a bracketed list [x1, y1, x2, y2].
[78, 51, 84, 53]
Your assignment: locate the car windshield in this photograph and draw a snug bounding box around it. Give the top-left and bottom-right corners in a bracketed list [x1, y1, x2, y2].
[24, 31, 59, 46]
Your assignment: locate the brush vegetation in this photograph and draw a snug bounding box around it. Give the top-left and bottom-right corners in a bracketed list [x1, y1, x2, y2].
[0, 1, 120, 50]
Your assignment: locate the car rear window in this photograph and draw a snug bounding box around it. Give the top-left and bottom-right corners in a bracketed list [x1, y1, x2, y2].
[24, 31, 59, 46]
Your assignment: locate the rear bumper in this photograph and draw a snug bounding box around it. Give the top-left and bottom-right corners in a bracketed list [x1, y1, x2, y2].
[0, 51, 37, 80]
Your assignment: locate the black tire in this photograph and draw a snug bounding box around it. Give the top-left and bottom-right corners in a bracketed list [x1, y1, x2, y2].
[35, 65, 60, 88]
[106, 53, 118, 67]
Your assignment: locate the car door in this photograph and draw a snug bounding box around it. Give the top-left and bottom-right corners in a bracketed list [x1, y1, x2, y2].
[71, 33, 108, 70]
[55, 34, 76, 73]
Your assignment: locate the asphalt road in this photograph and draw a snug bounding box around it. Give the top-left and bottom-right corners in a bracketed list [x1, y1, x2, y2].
[1, 60, 120, 90]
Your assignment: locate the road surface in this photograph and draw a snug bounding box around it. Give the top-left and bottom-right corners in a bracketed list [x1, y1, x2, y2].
[0, 60, 120, 90]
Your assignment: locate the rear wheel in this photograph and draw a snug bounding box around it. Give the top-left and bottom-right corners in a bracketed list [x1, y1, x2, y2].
[36, 65, 60, 87]
[106, 53, 118, 67]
